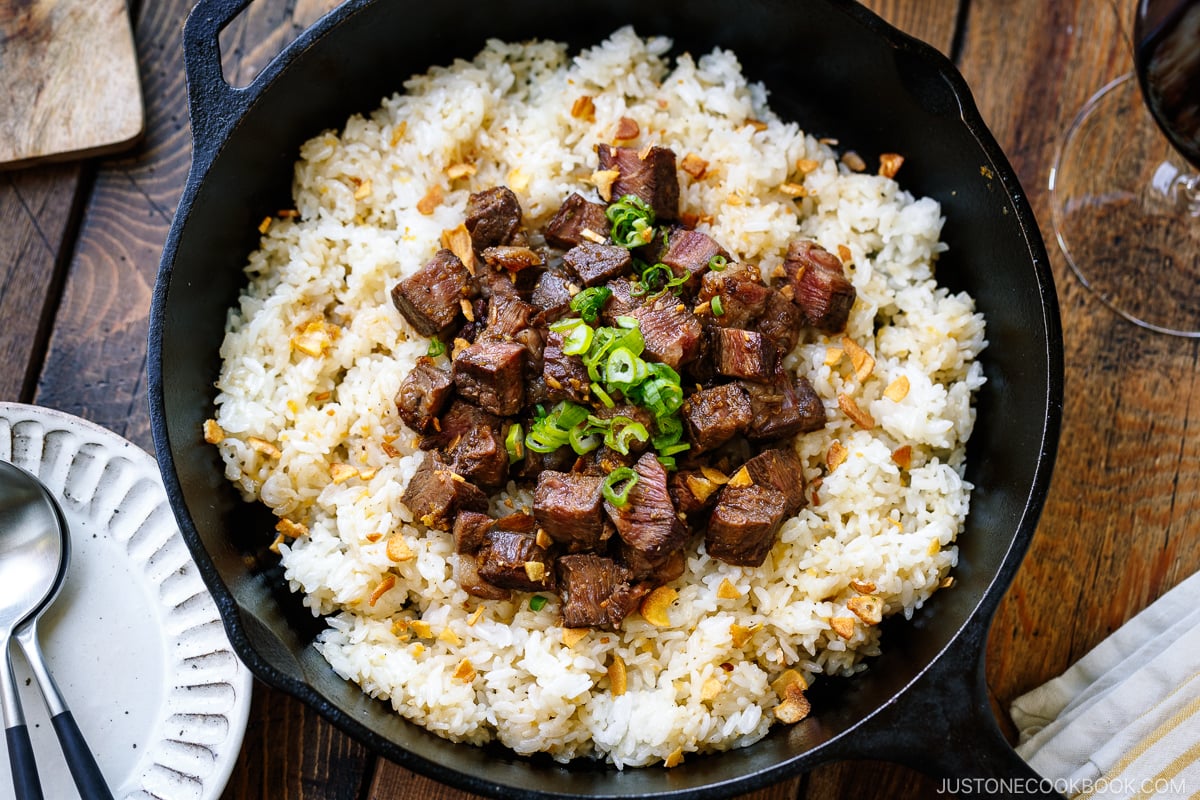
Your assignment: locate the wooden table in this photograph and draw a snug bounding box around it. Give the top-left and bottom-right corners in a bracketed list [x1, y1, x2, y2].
[2, 0, 1195, 797]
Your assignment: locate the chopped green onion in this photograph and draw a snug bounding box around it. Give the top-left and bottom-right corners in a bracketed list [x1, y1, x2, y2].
[606, 195, 656, 249]
[529, 595, 548, 611]
[568, 424, 602, 454]
[560, 321, 594, 356]
[569, 286, 611, 324]
[505, 423, 525, 464]
[604, 418, 649, 455]
[708, 254, 728, 271]
[602, 467, 639, 507]
[614, 315, 639, 330]
[427, 339, 446, 357]
[710, 295, 725, 317]
[605, 347, 640, 389]
[591, 382, 615, 408]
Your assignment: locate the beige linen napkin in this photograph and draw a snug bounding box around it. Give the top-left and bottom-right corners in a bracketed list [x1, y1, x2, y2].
[1011, 570, 1200, 798]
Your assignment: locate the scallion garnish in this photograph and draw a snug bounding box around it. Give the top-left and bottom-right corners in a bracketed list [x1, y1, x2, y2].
[710, 295, 725, 317]
[601, 467, 639, 507]
[606, 194, 656, 249]
[708, 254, 728, 271]
[529, 595, 548, 611]
[426, 338, 446, 357]
[569, 286, 611, 324]
[505, 423, 525, 463]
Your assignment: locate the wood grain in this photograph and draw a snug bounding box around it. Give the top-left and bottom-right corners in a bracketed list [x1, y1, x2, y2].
[0, 0, 143, 169]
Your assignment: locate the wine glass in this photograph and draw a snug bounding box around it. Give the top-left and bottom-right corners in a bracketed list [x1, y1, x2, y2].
[1049, 0, 1200, 336]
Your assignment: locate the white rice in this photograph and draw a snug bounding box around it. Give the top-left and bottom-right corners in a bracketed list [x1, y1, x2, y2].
[210, 27, 986, 767]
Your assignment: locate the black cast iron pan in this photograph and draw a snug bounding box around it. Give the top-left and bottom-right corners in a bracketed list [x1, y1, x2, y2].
[148, 0, 1065, 796]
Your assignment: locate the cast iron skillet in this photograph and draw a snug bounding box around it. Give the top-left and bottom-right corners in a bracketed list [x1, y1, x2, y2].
[148, 0, 1065, 796]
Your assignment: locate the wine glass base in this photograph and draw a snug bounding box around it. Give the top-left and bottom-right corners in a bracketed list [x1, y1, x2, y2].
[1050, 73, 1200, 337]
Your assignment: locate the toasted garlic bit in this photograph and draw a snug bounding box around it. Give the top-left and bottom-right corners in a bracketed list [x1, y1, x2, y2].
[276, 518, 308, 539]
[203, 419, 225, 444]
[358, 467, 378, 481]
[838, 394, 876, 430]
[729, 622, 761, 648]
[884, 375, 911, 402]
[329, 463, 358, 484]
[841, 336, 874, 382]
[847, 595, 884, 625]
[796, 158, 820, 174]
[561, 627, 589, 648]
[779, 182, 807, 197]
[727, 466, 753, 489]
[452, 659, 476, 682]
[613, 116, 640, 141]
[247, 437, 282, 459]
[365, 532, 383, 543]
[381, 441, 402, 459]
[823, 346, 844, 367]
[441, 223, 476, 273]
[685, 473, 719, 503]
[826, 440, 848, 472]
[744, 118, 768, 132]
[840, 151, 867, 171]
[417, 184, 443, 215]
[830, 616, 857, 639]
[386, 532, 415, 562]
[716, 578, 742, 599]
[940, 576, 956, 589]
[410, 620, 433, 638]
[579, 227, 607, 244]
[369, 574, 397, 606]
[410, 643, 426, 657]
[701, 676, 723, 702]
[836, 244, 853, 265]
[607, 654, 628, 696]
[291, 320, 332, 357]
[506, 167, 531, 192]
[277, 209, 299, 219]
[268, 532, 286, 554]
[771, 669, 808, 698]
[878, 152, 905, 179]
[680, 152, 709, 179]
[445, 162, 476, 180]
[699, 466, 729, 485]
[258, 216, 272, 234]
[927, 539, 941, 556]
[390, 121, 407, 147]
[570, 95, 596, 122]
[451, 337, 470, 359]
[849, 579, 876, 594]
[773, 680, 812, 724]
[353, 178, 372, 200]
[439, 627, 462, 646]
[640, 585, 678, 627]
[590, 169, 620, 202]
[892, 444, 913, 469]
[664, 747, 685, 768]
[535, 528, 553, 549]
[468, 606, 485, 626]
[460, 298, 475, 322]
[523, 561, 546, 583]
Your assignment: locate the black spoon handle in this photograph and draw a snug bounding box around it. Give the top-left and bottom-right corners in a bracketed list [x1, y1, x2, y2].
[50, 712, 114, 800]
[5, 725, 45, 800]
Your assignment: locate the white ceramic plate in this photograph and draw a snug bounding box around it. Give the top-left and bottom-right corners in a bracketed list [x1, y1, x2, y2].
[0, 403, 252, 800]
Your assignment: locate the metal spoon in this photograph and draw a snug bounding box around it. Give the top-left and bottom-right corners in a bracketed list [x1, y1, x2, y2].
[0, 461, 114, 800]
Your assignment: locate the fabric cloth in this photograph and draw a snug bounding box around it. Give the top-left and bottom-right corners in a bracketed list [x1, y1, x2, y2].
[1011, 570, 1200, 798]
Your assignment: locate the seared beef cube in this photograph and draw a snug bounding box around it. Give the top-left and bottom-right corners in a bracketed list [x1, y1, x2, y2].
[670, 470, 720, 515]
[700, 264, 772, 329]
[453, 341, 526, 416]
[492, 511, 537, 534]
[391, 249, 472, 337]
[534, 471, 606, 551]
[477, 529, 554, 592]
[782, 240, 856, 333]
[425, 400, 510, 489]
[530, 270, 576, 323]
[563, 242, 632, 287]
[705, 484, 788, 567]
[514, 327, 545, 378]
[604, 452, 687, 560]
[542, 330, 591, 403]
[453, 510, 493, 553]
[452, 553, 511, 600]
[465, 186, 524, 250]
[597, 144, 680, 222]
[600, 277, 640, 321]
[741, 448, 807, 516]
[512, 443, 576, 482]
[394, 356, 454, 434]
[616, 540, 687, 584]
[743, 373, 827, 442]
[544, 193, 611, 249]
[712, 328, 772, 382]
[482, 245, 542, 272]
[401, 452, 488, 531]
[682, 383, 752, 452]
[485, 295, 535, 338]
[556, 554, 634, 629]
[630, 296, 703, 371]
[658, 227, 729, 293]
[605, 581, 654, 624]
[756, 291, 805, 362]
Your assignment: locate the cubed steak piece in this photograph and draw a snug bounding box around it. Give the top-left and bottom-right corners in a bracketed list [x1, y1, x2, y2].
[699, 264, 772, 329]
[481, 245, 542, 272]
[563, 242, 632, 287]
[604, 452, 687, 560]
[394, 356, 454, 434]
[615, 539, 687, 584]
[476, 528, 554, 592]
[400, 452, 488, 531]
[452, 340, 526, 416]
[705, 484, 788, 567]
[542, 329, 591, 403]
[669, 470, 722, 515]
[424, 400, 511, 489]
[534, 471, 607, 551]
[556, 554, 634, 629]
[682, 382, 753, 453]
[451, 553, 511, 600]
[484, 294, 535, 338]
[782, 240, 856, 334]
[453, 509, 493, 554]
[712, 327, 772, 382]
[530, 270, 576, 323]
[755, 291, 806, 362]
[740, 447, 808, 516]
[629, 296, 703, 371]
[544, 193, 611, 249]
[597, 144, 680, 222]
[390, 248, 472, 337]
[599, 277, 640, 322]
[658, 227, 729, 293]
[743, 373, 827, 442]
[465, 186, 524, 250]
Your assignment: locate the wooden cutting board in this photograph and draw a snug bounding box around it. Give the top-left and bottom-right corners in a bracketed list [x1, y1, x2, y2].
[0, 0, 144, 170]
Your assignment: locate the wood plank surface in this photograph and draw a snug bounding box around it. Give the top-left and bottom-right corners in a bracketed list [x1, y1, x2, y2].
[0, 0, 143, 168]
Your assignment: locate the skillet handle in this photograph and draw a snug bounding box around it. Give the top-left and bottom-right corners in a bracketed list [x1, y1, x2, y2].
[182, 0, 256, 169]
[830, 621, 1066, 799]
